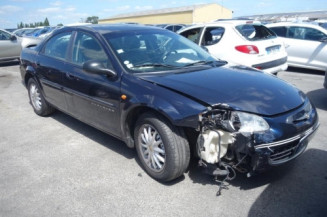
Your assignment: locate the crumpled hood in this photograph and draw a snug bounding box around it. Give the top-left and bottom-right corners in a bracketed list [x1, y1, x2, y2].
[138, 66, 305, 116]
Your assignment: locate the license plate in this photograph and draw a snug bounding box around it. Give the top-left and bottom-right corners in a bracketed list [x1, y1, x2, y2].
[266, 45, 281, 55]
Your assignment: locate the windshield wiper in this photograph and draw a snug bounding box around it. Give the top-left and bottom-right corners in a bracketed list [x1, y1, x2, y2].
[184, 60, 227, 67]
[132, 63, 178, 68]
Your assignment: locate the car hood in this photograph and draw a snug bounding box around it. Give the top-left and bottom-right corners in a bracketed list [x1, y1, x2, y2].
[138, 66, 305, 116]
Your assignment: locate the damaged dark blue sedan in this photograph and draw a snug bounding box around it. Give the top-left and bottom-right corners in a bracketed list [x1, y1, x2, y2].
[20, 24, 319, 183]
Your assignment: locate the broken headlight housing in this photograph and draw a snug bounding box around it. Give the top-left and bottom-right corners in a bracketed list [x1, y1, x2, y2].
[230, 111, 269, 133]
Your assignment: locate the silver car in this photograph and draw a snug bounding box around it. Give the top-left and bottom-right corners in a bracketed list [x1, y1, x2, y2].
[0, 29, 21, 62]
[267, 22, 327, 71]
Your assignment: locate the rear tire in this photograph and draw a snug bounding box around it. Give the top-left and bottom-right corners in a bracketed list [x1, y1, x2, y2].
[134, 112, 190, 182]
[28, 78, 55, 116]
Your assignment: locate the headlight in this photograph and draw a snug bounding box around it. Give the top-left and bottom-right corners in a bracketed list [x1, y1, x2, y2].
[230, 111, 269, 133]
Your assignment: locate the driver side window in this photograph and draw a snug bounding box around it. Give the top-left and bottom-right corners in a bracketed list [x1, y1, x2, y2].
[180, 28, 202, 44]
[0, 30, 11, 40]
[71, 32, 111, 68]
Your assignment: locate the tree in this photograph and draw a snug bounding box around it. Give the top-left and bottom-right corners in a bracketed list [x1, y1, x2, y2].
[85, 16, 99, 24]
[57, 23, 64, 26]
[44, 17, 50, 26]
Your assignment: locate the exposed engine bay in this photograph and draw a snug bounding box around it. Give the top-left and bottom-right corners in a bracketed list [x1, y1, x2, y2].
[195, 102, 318, 195]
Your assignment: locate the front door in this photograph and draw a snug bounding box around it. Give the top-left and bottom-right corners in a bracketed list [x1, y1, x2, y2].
[63, 31, 122, 137]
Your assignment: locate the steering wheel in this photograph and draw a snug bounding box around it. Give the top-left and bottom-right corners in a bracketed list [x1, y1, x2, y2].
[161, 39, 177, 62]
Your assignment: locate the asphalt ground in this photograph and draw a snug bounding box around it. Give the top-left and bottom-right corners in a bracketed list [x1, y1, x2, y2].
[0, 62, 326, 217]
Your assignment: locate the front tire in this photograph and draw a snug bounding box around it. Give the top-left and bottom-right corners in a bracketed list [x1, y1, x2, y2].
[28, 78, 55, 116]
[134, 112, 190, 182]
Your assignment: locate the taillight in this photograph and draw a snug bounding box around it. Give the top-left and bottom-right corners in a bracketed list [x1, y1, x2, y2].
[235, 45, 259, 54]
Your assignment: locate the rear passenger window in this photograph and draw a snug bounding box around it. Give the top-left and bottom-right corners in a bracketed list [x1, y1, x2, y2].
[43, 32, 71, 60]
[175, 25, 184, 32]
[236, 24, 276, 41]
[201, 27, 225, 46]
[269, 27, 287, 37]
[166, 26, 174, 31]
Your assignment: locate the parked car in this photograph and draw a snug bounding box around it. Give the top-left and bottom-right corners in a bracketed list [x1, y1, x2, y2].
[178, 20, 288, 75]
[23, 27, 43, 37]
[21, 36, 43, 48]
[20, 24, 319, 183]
[0, 29, 21, 62]
[320, 23, 327, 30]
[37, 26, 59, 38]
[324, 70, 327, 89]
[31, 27, 54, 37]
[155, 24, 185, 32]
[13, 28, 42, 37]
[267, 22, 327, 71]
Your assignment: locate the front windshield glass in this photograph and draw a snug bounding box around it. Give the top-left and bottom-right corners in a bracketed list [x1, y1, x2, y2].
[103, 29, 217, 73]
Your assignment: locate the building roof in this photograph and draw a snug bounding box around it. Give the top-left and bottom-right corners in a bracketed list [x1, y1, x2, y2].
[101, 3, 222, 20]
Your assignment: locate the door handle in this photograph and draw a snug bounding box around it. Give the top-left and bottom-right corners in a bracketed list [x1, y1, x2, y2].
[65, 72, 78, 80]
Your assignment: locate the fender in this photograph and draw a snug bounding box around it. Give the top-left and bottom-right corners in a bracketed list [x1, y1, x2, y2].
[119, 74, 206, 148]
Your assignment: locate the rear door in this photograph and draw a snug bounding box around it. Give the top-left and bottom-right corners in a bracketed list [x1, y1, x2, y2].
[200, 26, 226, 58]
[36, 31, 73, 112]
[64, 31, 122, 137]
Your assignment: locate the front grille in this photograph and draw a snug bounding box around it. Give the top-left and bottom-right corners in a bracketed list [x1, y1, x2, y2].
[268, 139, 300, 163]
[254, 123, 319, 166]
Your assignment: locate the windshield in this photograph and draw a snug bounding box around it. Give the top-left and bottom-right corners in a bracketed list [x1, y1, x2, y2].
[103, 29, 217, 73]
[236, 24, 276, 41]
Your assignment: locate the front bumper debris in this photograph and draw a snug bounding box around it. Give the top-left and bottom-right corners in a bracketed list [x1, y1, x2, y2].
[252, 122, 319, 172]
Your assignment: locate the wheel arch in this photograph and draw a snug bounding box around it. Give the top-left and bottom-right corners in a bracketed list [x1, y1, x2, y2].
[24, 65, 36, 86]
[122, 104, 189, 149]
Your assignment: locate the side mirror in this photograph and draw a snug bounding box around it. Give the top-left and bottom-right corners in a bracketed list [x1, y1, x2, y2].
[83, 60, 116, 77]
[320, 37, 327, 43]
[201, 46, 209, 52]
[10, 35, 17, 41]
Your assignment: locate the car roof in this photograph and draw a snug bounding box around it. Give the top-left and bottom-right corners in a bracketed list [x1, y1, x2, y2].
[178, 20, 262, 31]
[266, 22, 327, 33]
[57, 24, 165, 35]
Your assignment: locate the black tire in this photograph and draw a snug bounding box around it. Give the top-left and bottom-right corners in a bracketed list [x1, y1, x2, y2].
[27, 78, 55, 116]
[134, 112, 190, 182]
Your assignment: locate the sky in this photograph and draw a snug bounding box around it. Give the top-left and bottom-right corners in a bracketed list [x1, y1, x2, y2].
[0, 0, 326, 28]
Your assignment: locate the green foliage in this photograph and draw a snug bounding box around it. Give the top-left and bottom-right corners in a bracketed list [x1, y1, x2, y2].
[85, 16, 99, 24]
[44, 18, 50, 26]
[17, 18, 50, 29]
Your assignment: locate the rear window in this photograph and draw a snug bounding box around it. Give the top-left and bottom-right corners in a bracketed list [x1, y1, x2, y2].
[236, 24, 276, 41]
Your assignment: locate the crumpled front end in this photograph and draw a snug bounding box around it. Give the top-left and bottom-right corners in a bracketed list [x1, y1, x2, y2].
[196, 99, 319, 178]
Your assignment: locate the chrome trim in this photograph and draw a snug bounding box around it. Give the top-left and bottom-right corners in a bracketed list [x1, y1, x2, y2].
[255, 122, 320, 150]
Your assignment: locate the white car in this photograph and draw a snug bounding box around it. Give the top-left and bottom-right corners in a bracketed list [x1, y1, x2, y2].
[178, 20, 288, 74]
[267, 22, 327, 71]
